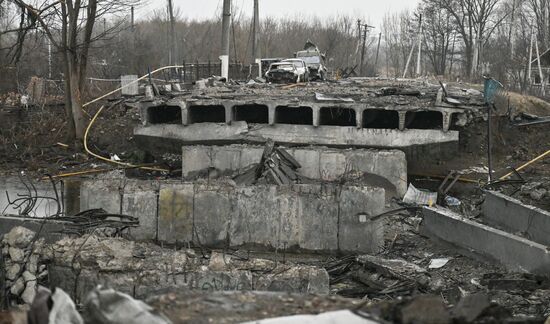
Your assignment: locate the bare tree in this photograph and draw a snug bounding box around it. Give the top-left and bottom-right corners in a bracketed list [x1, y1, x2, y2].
[437, 0, 506, 78]
[5, 0, 138, 145]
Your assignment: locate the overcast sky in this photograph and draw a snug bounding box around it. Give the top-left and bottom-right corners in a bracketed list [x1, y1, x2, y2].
[139, 0, 419, 29]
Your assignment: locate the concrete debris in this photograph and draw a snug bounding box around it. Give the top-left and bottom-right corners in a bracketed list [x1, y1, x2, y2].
[315, 92, 354, 102]
[400, 296, 451, 324]
[233, 140, 307, 185]
[1, 226, 46, 305]
[428, 258, 451, 269]
[44, 235, 330, 301]
[403, 183, 437, 206]
[4, 225, 35, 248]
[451, 293, 491, 323]
[242, 310, 379, 324]
[83, 286, 171, 324]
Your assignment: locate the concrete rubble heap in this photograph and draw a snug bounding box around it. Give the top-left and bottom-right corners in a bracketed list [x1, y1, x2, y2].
[38, 232, 329, 303]
[1, 226, 47, 305]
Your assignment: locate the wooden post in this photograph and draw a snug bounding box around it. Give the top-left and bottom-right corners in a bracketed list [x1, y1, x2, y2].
[195, 60, 199, 81]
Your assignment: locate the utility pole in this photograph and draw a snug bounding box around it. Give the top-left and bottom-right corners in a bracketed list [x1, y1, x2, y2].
[221, 0, 231, 80]
[359, 24, 374, 76]
[528, 29, 534, 84]
[374, 32, 382, 76]
[415, 14, 422, 77]
[167, 0, 176, 65]
[131, 6, 135, 30]
[252, 0, 261, 78]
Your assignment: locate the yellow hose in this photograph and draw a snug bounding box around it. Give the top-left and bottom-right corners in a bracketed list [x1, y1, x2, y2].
[500, 149, 550, 180]
[81, 65, 185, 173]
[84, 105, 168, 172]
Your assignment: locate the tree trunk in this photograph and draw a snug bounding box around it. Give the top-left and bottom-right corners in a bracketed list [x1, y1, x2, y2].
[68, 57, 85, 142]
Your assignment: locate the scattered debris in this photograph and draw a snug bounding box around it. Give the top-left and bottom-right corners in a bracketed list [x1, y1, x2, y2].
[428, 258, 451, 269]
[403, 183, 437, 206]
[234, 140, 309, 185]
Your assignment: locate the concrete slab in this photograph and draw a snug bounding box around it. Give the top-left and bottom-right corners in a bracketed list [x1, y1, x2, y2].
[158, 184, 194, 243]
[295, 185, 339, 251]
[77, 180, 386, 253]
[193, 185, 233, 247]
[181, 145, 407, 197]
[80, 179, 123, 214]
[338, 187, 386, 253]
[483, 191, 550, 246]
[135, 123, 458, 151]
[421, 207, 550, 275]
[122, 181, 160, 241]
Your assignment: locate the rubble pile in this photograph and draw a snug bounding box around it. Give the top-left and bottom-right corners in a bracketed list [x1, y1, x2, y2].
[42, 234, 329, 301]
[233, 140, 310, 185]
[1, 226, 47, 305]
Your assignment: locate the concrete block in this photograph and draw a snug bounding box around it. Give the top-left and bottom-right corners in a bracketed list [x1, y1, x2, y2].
[483, 191, 550, 246]
[212, 147, 241, 172]
[274, 186, 301, 249]
[295, 185, 338, 251]
[288, 148, 320, 180]
[347, 150, 407, 197]
[338, 187, 386, 253]
[238, 147, 264, 169]
[193, 185, 232, 247]
[319, 150, 347, 181]
[122, 181, 159, 241]
[180, 146, 407, 198]
[158, 184, 194, 243]
[182, 146, 213, 176]
[80, 179, 122, 214]
[231, 186, 282, 248]
[422, 207, 550, 275]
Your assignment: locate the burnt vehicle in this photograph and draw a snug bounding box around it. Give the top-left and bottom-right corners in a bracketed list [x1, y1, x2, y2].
[296, 40, 327, 81]
[265, 59, 309, 83]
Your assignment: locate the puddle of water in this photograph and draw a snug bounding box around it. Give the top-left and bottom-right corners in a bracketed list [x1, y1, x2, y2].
[0, 177, 81, 218]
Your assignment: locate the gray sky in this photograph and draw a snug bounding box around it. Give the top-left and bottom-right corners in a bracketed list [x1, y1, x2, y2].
[140, 0, 419, 29]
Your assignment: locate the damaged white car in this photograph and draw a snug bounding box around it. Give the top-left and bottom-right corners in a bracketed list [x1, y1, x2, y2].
[265, 59, 309, 84]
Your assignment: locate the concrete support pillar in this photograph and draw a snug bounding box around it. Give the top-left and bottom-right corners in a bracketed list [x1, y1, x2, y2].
[180, 103, 190, 126]
[355, 108, 363, 129]
[224, 103, 233, 125]
[398, 111, 407, 131]
[312, 106, 320, 127]
[181, 102, 189, 126]
[268, 104, 276, 125]
[443, 112, 451, 132]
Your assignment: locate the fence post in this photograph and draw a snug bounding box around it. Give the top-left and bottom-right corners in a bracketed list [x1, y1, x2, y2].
[183, 61, 186, 83]
[195, 60, 200, 81]
[208, 60, 211, 76]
